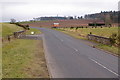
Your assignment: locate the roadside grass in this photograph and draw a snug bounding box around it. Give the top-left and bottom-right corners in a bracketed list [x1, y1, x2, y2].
[58, 27, 118, 38]
[2, 23, 41, 42]
[2, 23, 49, 78]
[96, 44, 118, 56]
[54, 27, 119, 56]
[2, 23, 23, 37]
[53, 28, 87, 40]
[26, 28, 41, 35]
[2, 39, 49, 78]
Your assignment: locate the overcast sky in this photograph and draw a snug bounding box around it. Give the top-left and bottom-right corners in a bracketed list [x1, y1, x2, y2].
[0, 0, 119, 22]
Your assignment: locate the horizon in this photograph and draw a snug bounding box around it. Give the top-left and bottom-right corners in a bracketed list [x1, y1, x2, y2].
[0, 0, 119, 22]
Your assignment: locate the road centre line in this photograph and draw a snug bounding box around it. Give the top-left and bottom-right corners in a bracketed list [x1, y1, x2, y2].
[74, 48, 78, 52]
[89, 58, 119, 76]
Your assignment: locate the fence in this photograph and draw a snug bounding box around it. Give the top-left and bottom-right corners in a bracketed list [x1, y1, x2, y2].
[13, 30, 25, 38]
[87, 34, 111, 45]
[2, 30, 25, 42]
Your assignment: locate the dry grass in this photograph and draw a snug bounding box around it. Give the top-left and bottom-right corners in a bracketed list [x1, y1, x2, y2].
[2, 23, 49, 78]
[2, 23, 23, 37]
[60, 27, 118, 38]
[23, 40, 49, 78]
[2, 39, 49, 78]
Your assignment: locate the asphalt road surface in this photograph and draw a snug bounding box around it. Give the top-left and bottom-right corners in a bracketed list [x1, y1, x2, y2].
[31, 27, 119, 78]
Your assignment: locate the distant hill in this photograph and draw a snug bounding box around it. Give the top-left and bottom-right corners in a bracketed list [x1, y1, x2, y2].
[84, 11, 119, 23]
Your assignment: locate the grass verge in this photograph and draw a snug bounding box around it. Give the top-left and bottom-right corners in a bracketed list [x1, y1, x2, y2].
[96, 44, 118, 56]
[26, 28, 41, 35]
[2, 23, 49, 78]
[2, 23, 23, 37]
[2, 23, 41, 37]
[2, 39, 49, 78]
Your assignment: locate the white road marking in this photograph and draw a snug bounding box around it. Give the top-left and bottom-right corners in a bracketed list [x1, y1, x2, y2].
[60, 39, 63, 42]
[89, 58, 119, 76]
[74, 48, 78, 52]
[54, 34, 63, 42]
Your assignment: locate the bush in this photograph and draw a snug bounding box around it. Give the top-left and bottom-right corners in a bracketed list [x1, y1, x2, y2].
[76, 27, 79, 31]
[70, 27, 74, 29]
[15, 23, 30, 30]
[90, 32, 92, 34]
[109, 33, 117, 45]
[116, 33, 120, 46]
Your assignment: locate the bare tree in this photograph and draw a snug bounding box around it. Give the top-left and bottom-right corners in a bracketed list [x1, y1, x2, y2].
[10, 19, 16, 24]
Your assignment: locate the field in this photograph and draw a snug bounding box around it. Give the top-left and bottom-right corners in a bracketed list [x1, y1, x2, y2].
[22, 19, 103, 28]
[55, 27, 119, 56]
[58, 27, 118, 38]
[2, 23, 49, 78]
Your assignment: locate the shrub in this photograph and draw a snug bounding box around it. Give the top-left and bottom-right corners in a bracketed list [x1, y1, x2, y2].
[109, 33, 117, 45]
[90, 32, 92, 34]
[76, 27, 79, 31]
[116, 33, 120, 46]
[70, 27, 74, 29]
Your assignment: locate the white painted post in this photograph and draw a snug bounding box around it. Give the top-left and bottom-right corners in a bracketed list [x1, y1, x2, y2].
[31, 32, 34, 35]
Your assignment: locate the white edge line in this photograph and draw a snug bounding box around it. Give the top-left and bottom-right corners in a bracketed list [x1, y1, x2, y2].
[74, 48, 78, 52]
[54, 34, 63, 42]
[60, 39, 63, 42]
[89, 58, 119, 76]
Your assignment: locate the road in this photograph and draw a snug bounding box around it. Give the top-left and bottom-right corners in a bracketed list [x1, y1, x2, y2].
[31, 27, 119, 78]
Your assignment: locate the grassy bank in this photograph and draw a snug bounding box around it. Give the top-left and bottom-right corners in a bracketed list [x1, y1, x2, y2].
[54, 27, 119, 56]
[2, 39, 49, 78]
[2, 23, 49, 78]
[2, 23, 23, 37]
[2, 23, 41, 37]
[26, 28, 41, 35]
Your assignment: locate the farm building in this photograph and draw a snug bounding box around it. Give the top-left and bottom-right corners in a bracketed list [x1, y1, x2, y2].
[88, 22, 105, 26]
